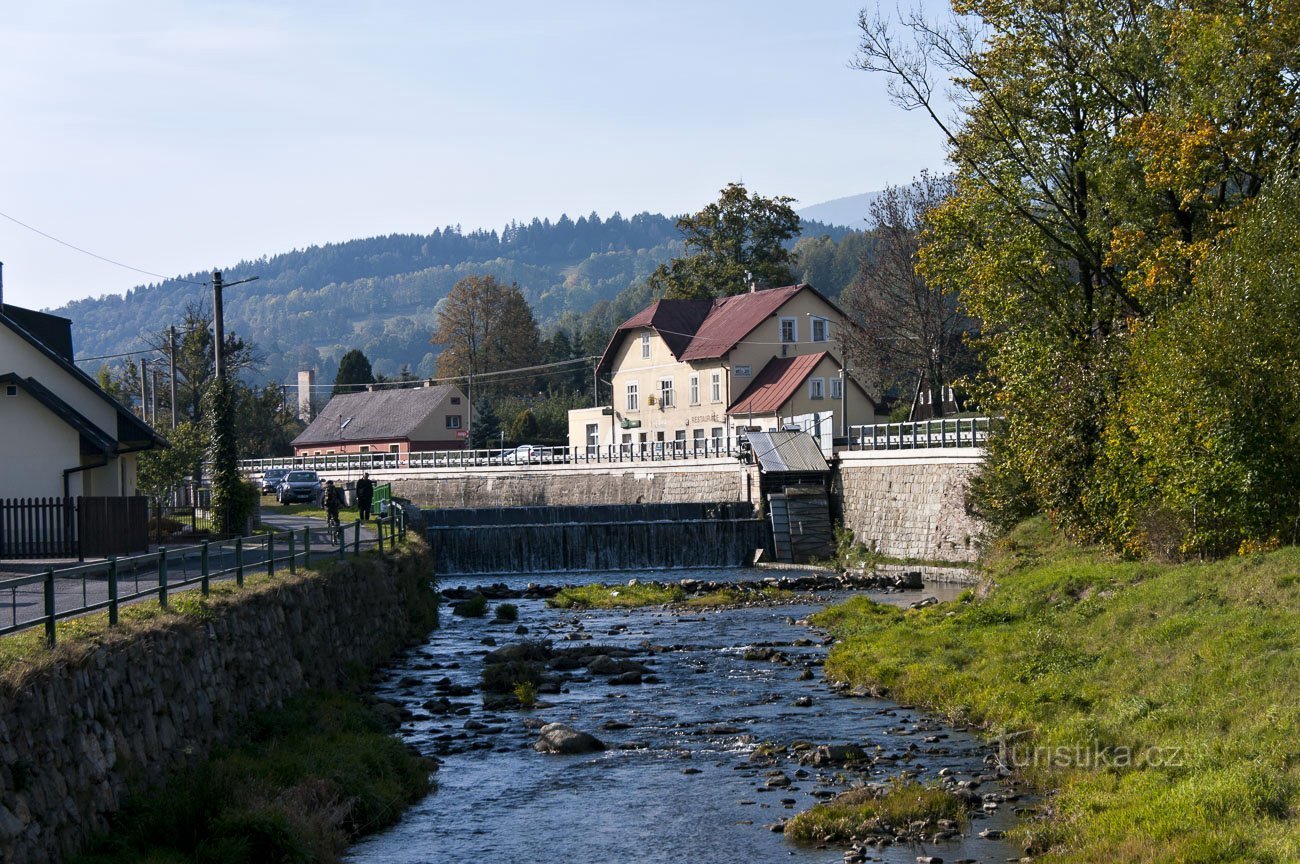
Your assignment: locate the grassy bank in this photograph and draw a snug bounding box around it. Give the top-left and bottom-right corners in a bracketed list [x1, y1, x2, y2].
[785, 779, 966, 844]
[812, 518, 1300, 863]
[72, 690, 432, 864]
[549, 583, 794, 609]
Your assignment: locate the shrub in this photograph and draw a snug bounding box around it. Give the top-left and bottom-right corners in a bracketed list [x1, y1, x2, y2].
[494, 603, 519, 622]
[452, 595, 488, 617]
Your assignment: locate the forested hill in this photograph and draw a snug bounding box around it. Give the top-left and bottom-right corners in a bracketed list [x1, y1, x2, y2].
[56, 211, 862, 388]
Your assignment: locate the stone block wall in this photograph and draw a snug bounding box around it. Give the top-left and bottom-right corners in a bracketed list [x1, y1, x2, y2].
[835, 451, 984, 563]
[0, 545, 438, 864]
[395, 461, 760, 509]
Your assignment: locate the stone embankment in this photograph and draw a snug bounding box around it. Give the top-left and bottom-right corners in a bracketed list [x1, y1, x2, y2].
[0, 543, 438, 864]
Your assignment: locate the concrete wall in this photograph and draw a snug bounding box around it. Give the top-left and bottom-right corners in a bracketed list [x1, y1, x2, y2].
[0, 545, 438, 864]
[836, 449, 985, 563]
[391, 459, 761, 509]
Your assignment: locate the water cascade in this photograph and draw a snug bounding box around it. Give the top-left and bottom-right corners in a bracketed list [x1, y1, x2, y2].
[423, 502, 769, 575]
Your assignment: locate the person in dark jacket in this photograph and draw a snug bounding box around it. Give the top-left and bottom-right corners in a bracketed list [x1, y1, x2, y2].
[356, 472, 375, 521]
[322, 480, 343, 524]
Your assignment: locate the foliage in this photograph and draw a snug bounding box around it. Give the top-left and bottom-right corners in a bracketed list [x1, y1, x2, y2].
[480, 659, 542, 694]
[451, 595, 488, 617]
[784, 778, 966, 844]
[648, 182, 802, 299]
[203, 379, 243, 535]
[137, 420, 206, 502]
[838, 172, 976, 416]
[506, 408, 538, 443]
[512, 680, 538, 709]
[466, 398, 500, 450]
[332, 349, 375, 396]
[493, 603, 519, 622]
[1099, 176, 1300, 556]
[71, 690, 432, 864]
[813, 519, 1300, 862]
[433, 275, 541, 399]
[858, 0, 1300, 547]
[548, 583, 686, 608]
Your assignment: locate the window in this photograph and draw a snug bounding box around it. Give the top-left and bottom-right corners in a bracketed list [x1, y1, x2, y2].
[779, 317, 797, 343]
[811, 317, 828, 342]
[692, 428, 706, 452]
[450, 396, 461, 405]
[689, 375, 699, 405]
[809, 378, 825, 400]
[3, 385, 16, 397]
[711, 372, 721, 402]
[734, 365, 752, 377]
[359, 445, 370, 453]
[829, 376, 843, 400]
[659, 378, 674, 407]
[711, 426, 724, 449]
[446, 414, 462, 429]
[626, 382, 639, 411]
[389, 444, 400, 453]
[586, 423, 599, 448]
[641, 333, 651, 358]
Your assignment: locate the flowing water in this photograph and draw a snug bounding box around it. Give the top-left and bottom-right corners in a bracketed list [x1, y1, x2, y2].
[348, 569, 1026, 864]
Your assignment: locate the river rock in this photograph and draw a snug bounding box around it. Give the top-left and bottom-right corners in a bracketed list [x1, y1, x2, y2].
[533, 723, 606, 754]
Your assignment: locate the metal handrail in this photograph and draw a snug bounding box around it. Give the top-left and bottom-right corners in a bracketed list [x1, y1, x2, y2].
[0, 509, 408, 646]
[846, 416, 998, 451]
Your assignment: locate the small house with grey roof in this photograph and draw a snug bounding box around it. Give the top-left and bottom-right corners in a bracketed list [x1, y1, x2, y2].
[291, 383, 468, 457]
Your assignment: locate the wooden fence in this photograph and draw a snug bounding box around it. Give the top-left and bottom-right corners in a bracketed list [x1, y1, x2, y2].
[0, 497, 150, 560]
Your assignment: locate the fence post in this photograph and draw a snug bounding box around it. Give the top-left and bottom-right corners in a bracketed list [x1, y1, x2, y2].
[288, 530, 296, 574]
[158, 550, 169, 609]
[235, 535, 244, 587]
[200, 540, 210, 596]
[378, 516, 385, 554]
[303, 527, 311, 569]
[353, 521, 360, 556]
[337, 522, 345, 560]
[43, 567, 56, 646]
[267, 532, 275, 577]
[108, 557, 119, 626]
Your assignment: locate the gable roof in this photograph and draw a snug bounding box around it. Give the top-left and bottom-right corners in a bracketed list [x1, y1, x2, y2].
[598, 284, 841, 373]
[292, 385, 461, 446]
[727, 351, 830, 417]
[743, 430, 830, 473]
[0, 373, 118, 454]
[0, 304, 166, 452]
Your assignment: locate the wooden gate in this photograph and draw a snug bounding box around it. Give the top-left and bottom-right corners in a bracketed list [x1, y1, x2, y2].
[0, 497, 77, 558]
[78, 496, 149, 557]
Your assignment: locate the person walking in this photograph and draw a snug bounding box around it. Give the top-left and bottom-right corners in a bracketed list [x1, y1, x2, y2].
[356, 472, 375, 521]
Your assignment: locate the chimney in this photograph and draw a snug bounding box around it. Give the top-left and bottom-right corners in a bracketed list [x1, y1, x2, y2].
[297, 369, 315, 422]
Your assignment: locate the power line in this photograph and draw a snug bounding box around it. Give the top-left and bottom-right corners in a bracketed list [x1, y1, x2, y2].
[76, 347, 170, 363]
[0, 209, 207, 286]
[285, 356, 599, 391]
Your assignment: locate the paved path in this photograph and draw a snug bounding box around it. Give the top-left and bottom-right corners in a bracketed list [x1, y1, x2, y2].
[0, 512, 381, 635]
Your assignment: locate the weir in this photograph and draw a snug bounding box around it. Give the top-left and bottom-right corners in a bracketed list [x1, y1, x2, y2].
[423, 502, 769, 575]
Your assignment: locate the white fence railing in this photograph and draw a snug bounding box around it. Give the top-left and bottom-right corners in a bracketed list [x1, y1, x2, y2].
[847, 417, 996, 451]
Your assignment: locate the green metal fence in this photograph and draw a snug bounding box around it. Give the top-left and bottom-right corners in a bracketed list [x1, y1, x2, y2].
[0, 509, 408, 646]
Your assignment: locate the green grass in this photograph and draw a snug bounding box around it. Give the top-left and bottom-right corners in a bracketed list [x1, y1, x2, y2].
[784, 778, 967, 844]
[71, 690, 433, 864]
[812, 517, 1300, 863]
[548, 583, 796, 609]
[260, 496, 362, 523]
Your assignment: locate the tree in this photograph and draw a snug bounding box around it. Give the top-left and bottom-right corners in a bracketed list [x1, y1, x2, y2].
[467, 398, 501, 450]
[857, 0, 1300, 541]
[648, 182, 801, 299]
[839, 172, 973, 416]
[433, 275, 541, 401]
[234, 384, 303, 458]
[333, 349, 375, 395]
[136, 420, 206, 502]
[145, 303, 258, 422]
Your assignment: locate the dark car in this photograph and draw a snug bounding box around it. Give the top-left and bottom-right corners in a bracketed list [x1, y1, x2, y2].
[277, 470, 322, 504]
[260, 469, 289, 494]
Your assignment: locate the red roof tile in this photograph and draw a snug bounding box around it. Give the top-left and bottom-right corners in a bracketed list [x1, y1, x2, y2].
[727, 351, 830, 417]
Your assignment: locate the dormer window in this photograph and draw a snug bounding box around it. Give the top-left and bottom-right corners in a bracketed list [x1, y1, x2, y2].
[641, 333, 651, 358]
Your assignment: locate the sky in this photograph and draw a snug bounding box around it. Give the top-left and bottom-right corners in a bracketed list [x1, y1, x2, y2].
[0, 0, 951, 310]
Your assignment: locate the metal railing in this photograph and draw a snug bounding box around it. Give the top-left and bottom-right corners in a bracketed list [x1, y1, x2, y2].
[0, 509, 407, 646]
[847, 416, 996, 451]
[240, 437, 749, 474]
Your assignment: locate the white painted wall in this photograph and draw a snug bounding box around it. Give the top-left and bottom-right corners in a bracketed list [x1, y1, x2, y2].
[0, 387, 82, 497]
[0, 330, 119, 438]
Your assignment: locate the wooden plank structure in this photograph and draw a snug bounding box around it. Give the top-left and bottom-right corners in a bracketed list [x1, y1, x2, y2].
[0, 497, 76, 558]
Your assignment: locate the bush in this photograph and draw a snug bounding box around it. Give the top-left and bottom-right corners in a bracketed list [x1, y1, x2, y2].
[480, 659, 542, 694]
[451, 595, 488, 617]
[493, 603, 519, 622]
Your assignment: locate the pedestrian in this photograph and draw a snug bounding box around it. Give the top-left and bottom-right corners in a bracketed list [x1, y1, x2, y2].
[356, 471, 375, 521]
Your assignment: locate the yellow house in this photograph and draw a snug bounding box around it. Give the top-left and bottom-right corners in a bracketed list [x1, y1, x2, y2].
[568, 284, 882, 453]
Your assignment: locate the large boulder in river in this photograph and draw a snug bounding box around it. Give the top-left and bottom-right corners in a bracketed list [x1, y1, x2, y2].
[533, 723, 607, 755]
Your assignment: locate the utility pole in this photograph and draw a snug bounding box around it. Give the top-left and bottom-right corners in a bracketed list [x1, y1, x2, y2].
[151, 364, 160, 424]
[168, 325, 178, 429]
[212, 270, 225, 383]
[139, 358, 149, 423]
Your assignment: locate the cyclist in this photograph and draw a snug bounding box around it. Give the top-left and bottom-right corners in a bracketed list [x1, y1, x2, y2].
[322, 480, 343, 541]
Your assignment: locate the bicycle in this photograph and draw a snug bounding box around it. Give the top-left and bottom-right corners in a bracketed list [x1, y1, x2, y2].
[326, 510, 343, 547]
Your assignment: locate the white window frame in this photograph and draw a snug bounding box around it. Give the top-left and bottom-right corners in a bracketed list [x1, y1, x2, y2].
[626, 382, 639, 411]
[811, 317, 828, 342]
[779, 317, 798, 343]
[446, 414, 462, 429]
[829, 376, 843, 400]
[734, 364, 752, 377]
[689, 375, 700, 405]
[809, 377, 825, 400]
[659, 378, 675, 408]
[710, 372, 721, 402]
[641, 332, 651, 358]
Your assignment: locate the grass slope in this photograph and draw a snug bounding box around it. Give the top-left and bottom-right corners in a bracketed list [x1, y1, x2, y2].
[813, 519, 1300, 863]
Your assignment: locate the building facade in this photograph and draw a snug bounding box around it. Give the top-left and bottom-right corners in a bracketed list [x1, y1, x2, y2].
[291, 383, 469, 457]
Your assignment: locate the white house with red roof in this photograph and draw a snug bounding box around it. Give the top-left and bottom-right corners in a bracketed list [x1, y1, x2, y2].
[567, 284, 882, 453]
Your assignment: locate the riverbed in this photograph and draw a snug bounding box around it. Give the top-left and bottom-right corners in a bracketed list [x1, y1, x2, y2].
[347, 568, 1025, 864]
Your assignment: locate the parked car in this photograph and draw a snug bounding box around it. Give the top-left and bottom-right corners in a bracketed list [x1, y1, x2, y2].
[260, 468, 289, 494]
[277, 470, 322, 504]
[501, 444, 545, 464]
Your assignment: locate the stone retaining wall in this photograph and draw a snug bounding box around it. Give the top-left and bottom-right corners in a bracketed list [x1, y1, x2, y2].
[0, 544, 438, 864]
[836, 450, 984, 563]
[394, 460, 760, 509]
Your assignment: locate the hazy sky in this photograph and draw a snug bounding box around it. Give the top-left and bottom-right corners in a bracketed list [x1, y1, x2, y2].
[0, 1, 950, 310]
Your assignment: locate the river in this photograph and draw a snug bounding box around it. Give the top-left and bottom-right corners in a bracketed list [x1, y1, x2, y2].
[347, 568, 1025, 864]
